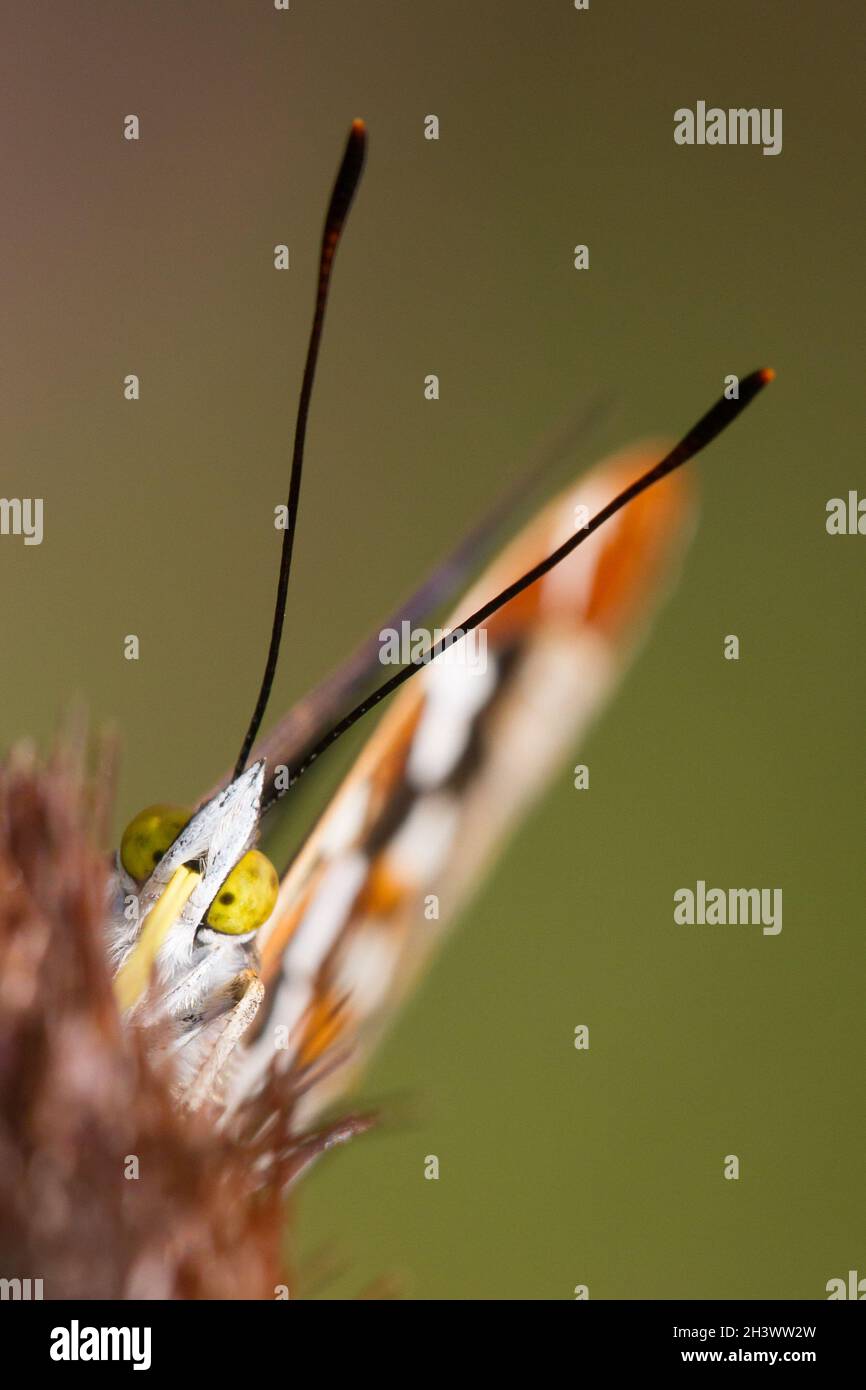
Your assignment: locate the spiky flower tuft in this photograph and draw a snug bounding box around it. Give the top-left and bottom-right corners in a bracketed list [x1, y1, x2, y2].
[0, 739, 370, 1299]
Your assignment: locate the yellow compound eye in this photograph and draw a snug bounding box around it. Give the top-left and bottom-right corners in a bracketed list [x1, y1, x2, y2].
[206, 849, 279, 936]
[120, 804, 192, 883]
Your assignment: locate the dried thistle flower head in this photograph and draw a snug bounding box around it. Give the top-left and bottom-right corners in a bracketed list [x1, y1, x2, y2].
[0, 740, 369, 1300]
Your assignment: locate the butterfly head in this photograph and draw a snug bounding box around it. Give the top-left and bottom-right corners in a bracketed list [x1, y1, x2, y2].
[111, 761, 278, 1014]
[119, 785, 277, 939]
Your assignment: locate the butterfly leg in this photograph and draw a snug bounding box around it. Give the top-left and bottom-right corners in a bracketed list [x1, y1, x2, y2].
[182, 968, 265, 1113]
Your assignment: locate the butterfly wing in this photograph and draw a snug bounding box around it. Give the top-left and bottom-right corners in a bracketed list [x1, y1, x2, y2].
[233, 445, 693, 1120]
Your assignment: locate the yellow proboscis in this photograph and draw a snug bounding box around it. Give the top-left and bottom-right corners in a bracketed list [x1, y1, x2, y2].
[113, 864, 201, 1013]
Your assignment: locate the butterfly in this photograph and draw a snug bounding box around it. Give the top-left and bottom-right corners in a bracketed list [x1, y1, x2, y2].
[107, 120, 772, 1130]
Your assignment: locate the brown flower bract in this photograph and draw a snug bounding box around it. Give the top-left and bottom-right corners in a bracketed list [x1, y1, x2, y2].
[0, 743, 295, 1299]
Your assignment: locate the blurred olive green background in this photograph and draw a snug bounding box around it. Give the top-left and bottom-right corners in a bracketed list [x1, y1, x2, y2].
[1, 2, 862, 1299]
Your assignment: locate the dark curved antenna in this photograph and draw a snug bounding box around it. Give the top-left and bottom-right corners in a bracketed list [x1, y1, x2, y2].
[233, 120, 367, 782]
[272, 368, 773, 797]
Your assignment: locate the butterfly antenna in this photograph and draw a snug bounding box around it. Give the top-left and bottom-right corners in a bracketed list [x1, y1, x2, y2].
[278, 368, 774, 793]
[233, 120, 367, 782]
